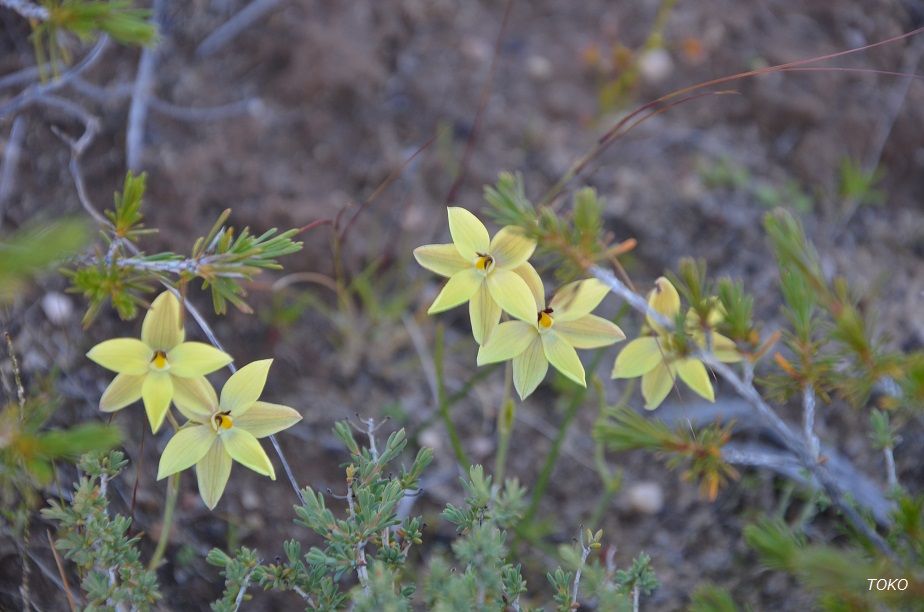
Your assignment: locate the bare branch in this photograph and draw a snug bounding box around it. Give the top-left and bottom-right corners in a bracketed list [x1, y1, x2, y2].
[590, 265, 897, 558]
[570, 530, 592, 608]
[802, 385, 820, 462]
[0, 0, 49, 21]
[0, 115, 27, 221]
[232, 567, 256, 612]
[126, 0, 165, 172]
[0, 36, 109, 120]
[196, 0, 282, 58]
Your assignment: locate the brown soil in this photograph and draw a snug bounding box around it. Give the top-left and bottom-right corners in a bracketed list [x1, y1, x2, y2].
[2, 0, 923, 609]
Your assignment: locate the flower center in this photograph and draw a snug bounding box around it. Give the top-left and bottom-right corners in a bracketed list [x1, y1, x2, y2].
[474, 253, 494, 273]
[213, 412, 233, 431]
[538, 308, 554, 329]
[150, 350, 169, 371]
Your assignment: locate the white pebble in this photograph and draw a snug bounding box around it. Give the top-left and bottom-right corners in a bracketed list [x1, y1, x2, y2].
[527, 55, 553, 80]
[638, 49, 674, 84]
[627, 481, 664, 515]
[41, 292, 73, 325]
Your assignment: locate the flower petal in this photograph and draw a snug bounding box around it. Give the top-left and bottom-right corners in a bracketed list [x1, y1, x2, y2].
[611, 337, 663, 379]
[221, 428, 274, 478]
[427, 268, 481, 314]
[646, 277, 680, 330]
[676, 358, 715, 402]
[86, 338, 151, 375]
[172, 376, 217, 421]
[141, 291, 185, 351]
[489, 226, 536, 269]
[512, 338, 548, 400]
[196, 442, 232, 510]
[486, 268, 538, 323]
[542, 331, 586, 387]
[166, 342, 233, 378]
[554, 315, 626, 349]
[447, 207, 489, 261]
[641, 362, 675, 410]
[221, 359, 272, 417]
[549, 279, 610, 322]
[513, 262, 545, 310]
[142, 370, 173, 432]
[413, 243, 469, 278]
[234, 401, 302, 438]
[99, 373, 145, 412]
[469, 283, 502, 345]
[711, 333, 742, 363]
[157, 425, 217, 479]
[477, 321, 536, 365]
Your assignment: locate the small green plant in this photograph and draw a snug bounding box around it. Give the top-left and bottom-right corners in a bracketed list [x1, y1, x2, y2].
[42, 451, 160, 609]
[838, 157, 885, 207]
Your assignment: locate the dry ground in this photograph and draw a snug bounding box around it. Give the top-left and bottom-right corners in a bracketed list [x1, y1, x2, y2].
[1, 0, 923, 609]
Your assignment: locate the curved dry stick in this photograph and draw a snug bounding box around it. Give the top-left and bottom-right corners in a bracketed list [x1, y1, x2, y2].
[538, 27, 924, 207]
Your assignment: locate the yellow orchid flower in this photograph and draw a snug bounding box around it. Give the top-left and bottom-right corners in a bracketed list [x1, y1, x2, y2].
[611, 277, 741, 410]
[156, 359, 302, 509]
[477, 278, 625, 399]
[414, 207, 540, 344]
[86, 291, 232, 433]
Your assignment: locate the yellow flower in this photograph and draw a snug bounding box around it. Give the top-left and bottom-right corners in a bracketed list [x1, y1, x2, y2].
[87, 291, 233, 433]
[414, 207, 540, 344]
[611, 277, 740, 410]
[156, 359, 302, 509]
[477, 278, 625, 399]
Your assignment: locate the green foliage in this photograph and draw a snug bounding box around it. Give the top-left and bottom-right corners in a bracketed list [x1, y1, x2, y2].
[690, 584, 739, 612]
[868, 409, 897, 452]
[484, 172, 630, 282]
[65, 172, 304, 323]
[763, 208, 922, 411]
[595, 406, 736, 500]
[746, 516, 924, 610]
[0, 219, 89, 303]
[698, 156, 750, 190]
[754, 179, 813, 214]
[1, 391, 120, 505]
[42, 451, 160, 610]
[30, 1, 156, 79]
[838, 157, 885, 207]
[715, 277, 756, 346]
[206, 546, 262, 612]
[199, 422, 658, 609]
[107, 171, 154, 241]
[65, 258, 155, 325]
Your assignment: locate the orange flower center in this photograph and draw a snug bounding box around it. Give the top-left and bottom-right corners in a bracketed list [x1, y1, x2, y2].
[475, 254, 494, 272]
[151, 350, 168, 370]
[538, 308, 554, 329]
[214, 412, 233, 430]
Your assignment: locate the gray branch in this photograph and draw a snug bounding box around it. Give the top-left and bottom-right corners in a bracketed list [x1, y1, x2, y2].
[126, 0, 165, 171]
[1, 0, 49, 21]
[590, 265, 896, 557]
[196, 0, 282, 58]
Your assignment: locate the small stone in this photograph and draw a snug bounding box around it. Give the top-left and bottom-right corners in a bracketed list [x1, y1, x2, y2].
[41, 292, 73, 325]
[418, 427, 443, 452]
[637, 49, 674, 84]
[527, 55, 552, 80]
[626, 481, 664, 515]
[241, 487, 260, 511]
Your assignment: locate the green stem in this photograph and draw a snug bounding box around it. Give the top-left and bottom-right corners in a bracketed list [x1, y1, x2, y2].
[493, 361, 515, 482]
[148, 471, 179, 570]
[521, 351, 606, 526]
[434, 325, 470, 469]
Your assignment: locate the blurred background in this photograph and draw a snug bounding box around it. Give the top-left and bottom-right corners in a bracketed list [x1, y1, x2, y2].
[1, 0, 923, 608]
